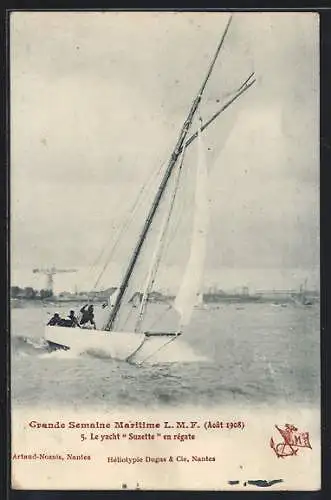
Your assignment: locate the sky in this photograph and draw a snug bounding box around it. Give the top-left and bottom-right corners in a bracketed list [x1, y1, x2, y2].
[10, 11, 319, 292]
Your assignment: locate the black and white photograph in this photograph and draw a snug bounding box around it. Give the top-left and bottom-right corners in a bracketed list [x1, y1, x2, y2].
[10, 11, 320, 490]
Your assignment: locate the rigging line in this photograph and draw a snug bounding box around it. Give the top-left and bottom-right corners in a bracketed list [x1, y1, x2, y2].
[136, 335, 180, 366]
[90, 159, 167, 294]
[154, 175, 189, 274]
[134, 143, 188, 332]
[170, 116, 207, 275]
[143, 167, 193, 326]
[134, 160, 187, 329]
[91, 160, 165, 283]
[121, 193, 183, 332]
[125, 336, 148, 364]
[221, 72, 255, 99]
[149, 142, 197, 300]
[236, 71, 255, 93]
[174, 117, 209, 332]
[145, 125, 200, 296]
[160, 150, 194, 261]
[184, 77, 256, 151]
[161, 113, 205, 256]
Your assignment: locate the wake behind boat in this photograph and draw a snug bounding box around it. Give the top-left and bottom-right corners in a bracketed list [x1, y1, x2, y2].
[45, 15, 256, 365]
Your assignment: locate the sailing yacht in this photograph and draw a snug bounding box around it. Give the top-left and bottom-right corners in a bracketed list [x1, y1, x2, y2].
[45, 16, 256, 365]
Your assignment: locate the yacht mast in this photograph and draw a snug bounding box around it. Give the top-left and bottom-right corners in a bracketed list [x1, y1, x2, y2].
[105, 15, 233, 331]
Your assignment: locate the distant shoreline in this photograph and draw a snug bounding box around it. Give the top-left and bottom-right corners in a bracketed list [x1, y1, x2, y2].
[10, 297, 106, 309]
[11, 293, 319, 308]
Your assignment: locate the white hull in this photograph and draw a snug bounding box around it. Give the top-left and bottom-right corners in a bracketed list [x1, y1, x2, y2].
[45, 325, 181, 364]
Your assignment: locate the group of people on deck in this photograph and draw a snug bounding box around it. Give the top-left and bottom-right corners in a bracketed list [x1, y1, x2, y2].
[47, 304, 96, 330]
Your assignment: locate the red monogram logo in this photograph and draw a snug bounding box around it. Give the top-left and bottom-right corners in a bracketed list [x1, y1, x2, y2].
[270, 424, 312, 458]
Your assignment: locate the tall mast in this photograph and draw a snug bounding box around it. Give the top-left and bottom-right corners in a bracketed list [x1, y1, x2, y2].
[105, 15, 233, 331]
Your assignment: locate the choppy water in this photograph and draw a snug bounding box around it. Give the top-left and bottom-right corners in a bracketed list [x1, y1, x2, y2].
[11, 302, 320, 409]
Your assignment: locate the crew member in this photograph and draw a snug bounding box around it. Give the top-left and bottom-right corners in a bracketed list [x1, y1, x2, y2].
[47, 312, 61, 326]
[66, 310, 81, 328]
[79, 304, 96, 329]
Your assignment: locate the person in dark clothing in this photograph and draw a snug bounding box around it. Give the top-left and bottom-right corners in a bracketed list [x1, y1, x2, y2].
[50, 310, 80, 328]
[80, 304, 96, 329]
[47, 313, 61, 326]
[66, 310, 81, 328]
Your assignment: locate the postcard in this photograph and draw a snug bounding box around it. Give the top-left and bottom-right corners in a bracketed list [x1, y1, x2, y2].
[10, 10, 320, 491]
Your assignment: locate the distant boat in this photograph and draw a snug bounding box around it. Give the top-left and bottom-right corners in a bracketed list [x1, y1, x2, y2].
[45, 15, 256, 364]
[194, 293, 208, 310]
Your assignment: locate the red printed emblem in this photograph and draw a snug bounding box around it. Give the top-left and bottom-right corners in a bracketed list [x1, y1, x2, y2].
[270, 424, 312, 458]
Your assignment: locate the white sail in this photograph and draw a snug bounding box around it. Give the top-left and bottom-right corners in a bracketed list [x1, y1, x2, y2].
[109, 288, 120, 307]
[134, 149, 186, 332]
[196, 293, 204, 306]
[174, 124, 209, 329]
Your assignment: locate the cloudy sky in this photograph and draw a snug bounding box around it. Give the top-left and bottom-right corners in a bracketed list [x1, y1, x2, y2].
[10, 11, 319, 292]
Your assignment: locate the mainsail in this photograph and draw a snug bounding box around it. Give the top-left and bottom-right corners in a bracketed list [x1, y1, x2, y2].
[104, 15, 234, 332]
[174, 122, 209, 329]
[97, 14, 256, 336]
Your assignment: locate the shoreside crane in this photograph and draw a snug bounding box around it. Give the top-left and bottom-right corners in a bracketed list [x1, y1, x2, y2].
[32, 267, 78, 295]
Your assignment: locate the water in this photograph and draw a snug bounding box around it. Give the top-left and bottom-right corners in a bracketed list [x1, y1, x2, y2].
[11, 302, 320, 409]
